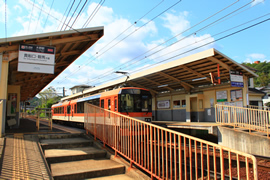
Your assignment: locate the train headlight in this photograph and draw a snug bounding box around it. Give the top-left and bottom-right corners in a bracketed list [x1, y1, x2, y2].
[145, 118, 151, 122]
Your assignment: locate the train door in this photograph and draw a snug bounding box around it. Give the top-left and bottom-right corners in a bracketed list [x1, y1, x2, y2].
[67, 105, 71, 121]
[113, 96, 117, 112]
[107, 99, 111, 111]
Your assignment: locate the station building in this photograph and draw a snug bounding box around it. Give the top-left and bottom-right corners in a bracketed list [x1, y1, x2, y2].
[0, 27, 104, 137]
[62, 48, 260, 122]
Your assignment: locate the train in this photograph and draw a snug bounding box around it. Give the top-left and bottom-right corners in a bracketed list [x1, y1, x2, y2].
[51, 87, 153, 124]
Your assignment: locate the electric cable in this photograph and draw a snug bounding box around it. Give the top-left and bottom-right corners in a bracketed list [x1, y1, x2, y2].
[60, 0, 76, 31]
[61, 0, 181, 83]
[81, 0, 244, 85]
[82, 0, 105, 28]
[43, 0, 55, 32]
[35, 0, 45, 34]
[57, 0, 73, 30]
[84, 0, 260, 85]
[27, 0, 35, 34]
[64, 0, 82, 31]
[69, 0, 89, 29]
[66, 0, 165, 78]
[86, 16, 270, 87]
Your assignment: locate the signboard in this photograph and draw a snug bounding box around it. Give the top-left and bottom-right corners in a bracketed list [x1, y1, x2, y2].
[157, 100, 170, 109]
[216, 90, 227, 102]
[230, 70, 244, 87]
[18, 44, 55, 74]
[230, 89, 243, 101]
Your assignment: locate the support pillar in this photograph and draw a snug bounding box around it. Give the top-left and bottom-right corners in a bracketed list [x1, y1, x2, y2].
[0, 55, 9, 137]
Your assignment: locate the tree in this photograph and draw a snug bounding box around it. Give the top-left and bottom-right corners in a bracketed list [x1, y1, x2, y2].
[242, 61, 270, 87]
[38, 87, 62, 108]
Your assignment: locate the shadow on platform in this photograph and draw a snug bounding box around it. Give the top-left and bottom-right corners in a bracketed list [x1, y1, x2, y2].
[5, 118, 65, 134]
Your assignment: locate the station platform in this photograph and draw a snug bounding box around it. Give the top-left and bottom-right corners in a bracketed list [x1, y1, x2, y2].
[0, 118, 85, 179]
[152, 121, 219, 135]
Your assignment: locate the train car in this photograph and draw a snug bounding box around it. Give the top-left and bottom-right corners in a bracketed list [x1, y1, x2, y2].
[52, 87, 152, 124]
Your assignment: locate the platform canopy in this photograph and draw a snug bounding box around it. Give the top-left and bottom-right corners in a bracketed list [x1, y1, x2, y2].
[0, 27, 104, 101]
[63, 48, 258, 100]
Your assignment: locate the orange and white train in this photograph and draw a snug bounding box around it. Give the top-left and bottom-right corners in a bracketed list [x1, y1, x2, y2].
[51, 87, 153, 123]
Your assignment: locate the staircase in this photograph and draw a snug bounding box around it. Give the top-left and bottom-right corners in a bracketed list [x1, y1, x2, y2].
[39, 134, 136, 180]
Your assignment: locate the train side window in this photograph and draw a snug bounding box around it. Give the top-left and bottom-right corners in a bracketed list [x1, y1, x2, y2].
[115, 99, 117, 111]
[74, 104, 77, 113]
[67, 105, 71, 114]
[101, 100, 104, 108]
[108, 99, 111, 110]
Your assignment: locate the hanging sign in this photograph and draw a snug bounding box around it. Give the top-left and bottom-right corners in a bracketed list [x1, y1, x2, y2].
[18, 44, 55, 74]
[230, 70, 244, 87]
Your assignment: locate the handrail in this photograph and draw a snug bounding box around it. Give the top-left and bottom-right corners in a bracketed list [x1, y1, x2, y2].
[85, 103, 258, 180]
[215, 104, 269, 138]
[247, 105, 270, 111]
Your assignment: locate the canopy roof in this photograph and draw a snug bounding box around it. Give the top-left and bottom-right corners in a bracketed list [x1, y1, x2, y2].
[63, 48, 258, 101]
[0, 27, 104, 101]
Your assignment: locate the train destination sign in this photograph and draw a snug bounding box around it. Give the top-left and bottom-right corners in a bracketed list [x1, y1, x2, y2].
[18, 44, 55, 74]
[230, 70, 244, 87]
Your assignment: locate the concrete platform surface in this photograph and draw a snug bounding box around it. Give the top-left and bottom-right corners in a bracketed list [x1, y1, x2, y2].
[40, 137, 92, 145]
[51, 159, 125, 177]
[88, 174, 135, 180]
[45, 146, 106, 158]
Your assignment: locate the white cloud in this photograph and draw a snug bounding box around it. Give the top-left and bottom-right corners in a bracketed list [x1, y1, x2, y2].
[248, 53, 266, 60]
[162, 11, 190, 37]
[251, 0, 264, 6]
[244, 53, 268, 63]
[14, 5, 22, 13]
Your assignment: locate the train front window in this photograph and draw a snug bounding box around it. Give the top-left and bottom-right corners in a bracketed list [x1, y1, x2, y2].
[119, 89, 152, 113]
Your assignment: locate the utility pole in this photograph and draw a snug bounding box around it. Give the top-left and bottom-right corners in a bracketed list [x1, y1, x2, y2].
[63, 87, 65, 97]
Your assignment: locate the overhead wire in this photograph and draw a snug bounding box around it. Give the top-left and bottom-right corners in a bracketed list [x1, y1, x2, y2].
[63, 0, 165, 81]
[64, 0, 82, 31]
[120, 0, 256, 72]
[60, 0, 76, 31]
[34, 0, 45, 33]
[95, 15, 270, 86]
[84, 0, 260, 86]
[27, 0, 35, 34]
[57, 0, 73, 30]
[59, 0, 181, 84]
[83, 0, 264, 86]
[43, 0, 55, 32]
[82, 0, 105, 28]
[129, 12, 270, 74]
[82, 0, 242, 85]
[69, 0, 89, 29]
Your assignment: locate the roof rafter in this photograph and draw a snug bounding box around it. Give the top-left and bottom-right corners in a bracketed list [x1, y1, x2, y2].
[142, 77, 174, 91]
[158, 72, 194, 91]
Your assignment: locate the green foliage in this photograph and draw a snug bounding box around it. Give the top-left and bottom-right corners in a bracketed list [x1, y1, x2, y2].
[243, 61, 270, 87]
[37, 86, 62, 108]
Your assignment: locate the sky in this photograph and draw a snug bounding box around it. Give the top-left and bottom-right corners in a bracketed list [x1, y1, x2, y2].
[0, 0, 269, 96]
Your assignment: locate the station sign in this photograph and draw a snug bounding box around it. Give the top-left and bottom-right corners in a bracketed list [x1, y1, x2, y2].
[230, 70, 244, 87]
[18, 44, 55, 74]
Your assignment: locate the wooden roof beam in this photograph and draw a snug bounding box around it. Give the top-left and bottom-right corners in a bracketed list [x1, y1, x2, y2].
[128, 80, 158, 94]
[142, 77, 174, 91]
[0, 33, 99, 52]
[207, 57, 231, 71]
[158, 72, 194, 91]
[181, 65, 211, 82]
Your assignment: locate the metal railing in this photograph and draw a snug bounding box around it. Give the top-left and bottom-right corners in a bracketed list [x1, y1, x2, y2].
[247, 105, 270, 111]
[215, 104, 269, 137]
[85, 103, 258, 180]
[36, 108, 52, 131]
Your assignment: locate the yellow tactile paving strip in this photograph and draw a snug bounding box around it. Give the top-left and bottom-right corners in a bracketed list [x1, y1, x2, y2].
[0, 134, 51, 180]
[13, 133, 29, 179]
